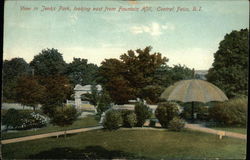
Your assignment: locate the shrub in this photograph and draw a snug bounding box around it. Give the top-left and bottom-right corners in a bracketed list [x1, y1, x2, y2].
[169, 117, 185, 131]
[125, 113, 137, 127]
[155, 102, 179, 128]
[120, 110, 134, 127]
[2, 108, 22, 130]
[51, 105, 78, 127]
[103, 109, 122, 130]
[208, 98, 247, 126]
[2, 108, 49, 130]
[134, 102, 152, 127]
[20, 112, 48, 129]
[180, 104, 209, 121]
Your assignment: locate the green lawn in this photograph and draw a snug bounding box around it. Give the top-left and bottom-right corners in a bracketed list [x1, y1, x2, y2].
[1, 115, 100, 140]
[2, 129, 246, 159]
[209, 127, 247, 134]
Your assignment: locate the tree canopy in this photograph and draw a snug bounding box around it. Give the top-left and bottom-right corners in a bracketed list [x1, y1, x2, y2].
[99, 46, 168, 104]
[15, 76, 45, 110]
[206, 29, 248, 98]
[30, 48, 66, 76]
[3, 58, 31, 101]
[64, 58, 98, 86]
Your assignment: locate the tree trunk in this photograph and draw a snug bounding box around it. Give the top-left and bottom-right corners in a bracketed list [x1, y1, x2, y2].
[64, 130, 67, 138]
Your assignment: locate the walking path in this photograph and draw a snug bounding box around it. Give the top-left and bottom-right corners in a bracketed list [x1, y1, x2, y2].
[1, 126, 103, 145]
[1, 123, 246, 145]
[184, 123, 247, 140]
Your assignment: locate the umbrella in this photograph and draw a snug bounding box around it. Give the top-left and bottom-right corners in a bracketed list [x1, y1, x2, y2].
[160, 79, 228, 120]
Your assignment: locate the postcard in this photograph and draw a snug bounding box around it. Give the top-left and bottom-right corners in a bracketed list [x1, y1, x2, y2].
[2, 0, 248, 159]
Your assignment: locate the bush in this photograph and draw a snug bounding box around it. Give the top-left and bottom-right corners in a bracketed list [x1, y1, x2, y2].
[208, 98, 247, 126]
[2, 108, 49, 130]
[2, 108, 22, 130]
[103, 109, 122, 130]
[180, 104, 209, 121]
[120, 110, 134, 127]
[155, 102, 179, 128]
[168, 117, 185, 131]
[134, 102, 152, 127]
[51, 105, 78, 127]
[125, 113, 137, 127]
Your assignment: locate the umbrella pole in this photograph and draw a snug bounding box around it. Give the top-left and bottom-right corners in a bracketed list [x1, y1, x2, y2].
[191, 102, 194, 121]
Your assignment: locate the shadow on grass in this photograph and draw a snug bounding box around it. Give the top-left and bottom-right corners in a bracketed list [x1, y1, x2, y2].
[28, 146, 148, 159]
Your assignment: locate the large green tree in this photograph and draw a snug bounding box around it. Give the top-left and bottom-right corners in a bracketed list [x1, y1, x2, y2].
[30, 48, 66, 76]
[206, 29, 248, 98]
[3, 58, 31, 101]
[64, 58, 98, 86]
[99, 46, 167, 104]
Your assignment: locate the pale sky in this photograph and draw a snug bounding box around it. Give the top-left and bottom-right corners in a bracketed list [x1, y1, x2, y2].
[4, 0, 249, 70]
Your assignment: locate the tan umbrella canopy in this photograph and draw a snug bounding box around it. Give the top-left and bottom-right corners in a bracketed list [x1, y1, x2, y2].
[160, 79, 228, 120]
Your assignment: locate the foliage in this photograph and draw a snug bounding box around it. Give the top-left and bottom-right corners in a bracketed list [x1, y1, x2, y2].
[153, 64, 194, 87]
[140, 85, 165, 104]
[50, 105, 78, 128]
[134, 102, 152, 127]
[83, 85, 112, 115]
[64, 58, 98, 86]
[19, 112, 48, 130]
[2, 109, 48, 130]
[120, 110, 137, 127]
[168, 117, 185, 131]
[102, 109, 122, 130]
[99, 46, 168, 104]
[208, 98, 247, 126]
[2, 58, 31, 101]
[38, 75, 73, 116]
[30, 48, 66, 76]
[2, 108, 22, 129]
[206, 29, 248, 98]
[126, 113, 137, 127]
[180, 103, 209, 121]
[96, 91, 112, 116]
[15, 76, 45, 111]
[155, 102, 179, 128]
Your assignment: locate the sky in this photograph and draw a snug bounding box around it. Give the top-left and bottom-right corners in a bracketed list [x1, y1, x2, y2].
[4, 0, 249, 70]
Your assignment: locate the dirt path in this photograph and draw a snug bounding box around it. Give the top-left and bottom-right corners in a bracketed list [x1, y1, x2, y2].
[1, 126, 103, 145]
[185, 123, 246, 140]
[144, 121, 246, 140]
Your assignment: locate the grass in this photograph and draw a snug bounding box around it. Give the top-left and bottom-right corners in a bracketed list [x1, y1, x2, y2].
[2, 129, 246, 159]
[1, 115, 100, 140]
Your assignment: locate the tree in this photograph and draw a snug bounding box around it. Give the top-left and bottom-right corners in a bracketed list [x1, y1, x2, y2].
[50, 105, 78, 138]
[206, 29, 248, 98]
[153, 64, 193, 87]
[15, 76, 45, 111]
[38, 75, 73, 116]
[99, 46, 168, 104]
[2, 58, 31, 101]
[30, 48, 66, 76]
[83, 85, 112, 115]
[64, 58, 98, 86]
